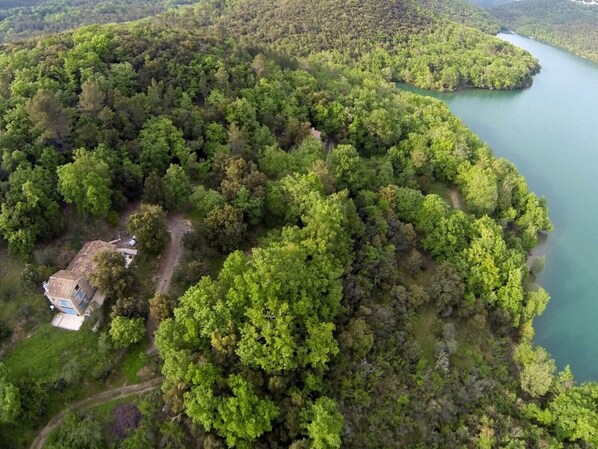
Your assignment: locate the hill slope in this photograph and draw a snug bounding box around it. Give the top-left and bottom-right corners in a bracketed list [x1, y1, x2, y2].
[177, 0, 540, 91]
[492, 0, 598, 62]
[0, 0, 199, 43]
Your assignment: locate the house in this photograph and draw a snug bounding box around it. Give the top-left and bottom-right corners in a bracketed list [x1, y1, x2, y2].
[44, 240, 116, 316]
[310, 127, 322, 140]
[43, 240, 137, 330]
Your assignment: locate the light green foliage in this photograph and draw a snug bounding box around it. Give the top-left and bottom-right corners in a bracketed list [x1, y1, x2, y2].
[57, 148, 112, 217]
[0, 3, 563, 446]
[127, 204, 169, 255]
[163, 164, 191, 210]
[458, 164, 498, 216]
[266, 172, 324, 222]
[326, 144, 367, 191]
[214, 375, 278, 447]
[493, 0, 598, 64]
[218, 0, 538, 91]
[547, 384, 598, 444]
[190, 186, 225, 217]
[258, 137, 324, 179]
[158, 196, 350, 445]
[304, 397, 343, 449]
[139, 116, 188, 175]
[394, 23, 539, 91]
[0, 362, 20, 423]
[515, 343, 556, 398]
[458, 216, 525, 318]
[109, 316, 146, 349]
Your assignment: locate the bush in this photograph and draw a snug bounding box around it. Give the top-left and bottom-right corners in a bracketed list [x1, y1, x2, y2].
[109, 317, 146, 349]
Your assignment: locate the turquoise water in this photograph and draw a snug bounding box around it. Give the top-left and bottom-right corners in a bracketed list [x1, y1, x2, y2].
[401, 33, 598, 381]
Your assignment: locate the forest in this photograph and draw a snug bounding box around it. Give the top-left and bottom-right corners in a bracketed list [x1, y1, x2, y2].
[0, 0, 593, 448]
[0, 0, 200, 43]
[490, 0, 598, 63]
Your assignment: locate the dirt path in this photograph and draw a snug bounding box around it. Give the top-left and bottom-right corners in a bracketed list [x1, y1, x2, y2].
[156, 212, 192, 295]
[146, 212, 192, 348]
[30, 377, 163, 449]
[30, 213, 189, 448]
[449, 189, 464, 211]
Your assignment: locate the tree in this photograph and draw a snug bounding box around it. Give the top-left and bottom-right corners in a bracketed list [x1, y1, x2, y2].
[26, 89, 69, 145]
[0, 362, 20, 423]
[79, 79, 106, 116]
[190, 186, 224, 218]
[203, 205, 247, 253]
[46, 411, 103, 449]
[0, 166, 63, 258]
[111, 403, 142, 440]
[57, 148, 112, 218]
[127, 204, 169, 255]
[458, 165, 498, 216]
[139, 116, 188, 175]
[163, 164, 191, 210]
[304, 397, 343, 449]
[519, 346, 556, 398]
[109, 316, 146, 349]
[428, 263, 465, 316]
[149, 292, 172, 323]
[142, 171, 166, 207]
[523, 288, 550, 323]
[89, 250, 134, 300]
[326, 144, 366, 191]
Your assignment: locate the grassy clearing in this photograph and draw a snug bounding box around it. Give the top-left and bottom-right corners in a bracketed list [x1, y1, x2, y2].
[3, 324, 98, 383]
[114, 338, 152, 384]
[411, 307, 438, 364]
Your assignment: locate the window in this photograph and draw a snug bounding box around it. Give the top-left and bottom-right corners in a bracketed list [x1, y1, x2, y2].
[61, 307, 77, 315]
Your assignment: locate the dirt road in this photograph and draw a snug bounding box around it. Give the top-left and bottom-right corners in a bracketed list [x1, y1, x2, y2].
[156, 212, 192, 295]
[30, 377, 163, 449]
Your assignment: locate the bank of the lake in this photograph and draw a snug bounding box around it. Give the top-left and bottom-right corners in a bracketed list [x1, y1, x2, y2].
[400, 32, 598, 381]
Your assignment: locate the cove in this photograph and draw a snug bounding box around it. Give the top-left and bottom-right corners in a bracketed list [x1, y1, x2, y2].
[400, 32, 598, 381]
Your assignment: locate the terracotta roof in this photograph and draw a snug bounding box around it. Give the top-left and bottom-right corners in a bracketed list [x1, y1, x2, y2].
[46, 241, 116, 300]
[67, 240, 116, 275]
[46, 270, 82, 299]
[310, 127, 322, 140]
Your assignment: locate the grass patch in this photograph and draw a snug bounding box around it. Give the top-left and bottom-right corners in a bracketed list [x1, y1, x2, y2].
[2, 324, 99, 383]
[113, 338, 151, 384]
[0, 251, 50, 343]
[411, 307, 438, 364]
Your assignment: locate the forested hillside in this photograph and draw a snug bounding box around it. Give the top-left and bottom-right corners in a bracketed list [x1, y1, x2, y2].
[0, 0, 200, 43]
[419, 0, 501, 33]
[183, 0, 540, 91]
[1, 1, 597, 448]
[492, 0, 598, 62]
[470, 0, 515, 8]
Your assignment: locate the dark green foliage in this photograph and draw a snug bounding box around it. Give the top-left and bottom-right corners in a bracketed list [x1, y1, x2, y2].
[203, 205, 247, 253]
[200, 0, 539, 91]
[492, 0, 598, 63]
[127, 204, 169, 255]
[45, 411, 103, 449]
[89, 250, 135, 301]
[0, 363, 20, 424]
[0, 0, 196, 43]
[0, 1, 580, 448]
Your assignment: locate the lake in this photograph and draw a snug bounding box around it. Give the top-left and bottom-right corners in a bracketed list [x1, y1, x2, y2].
[401, 32, 598, 381]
